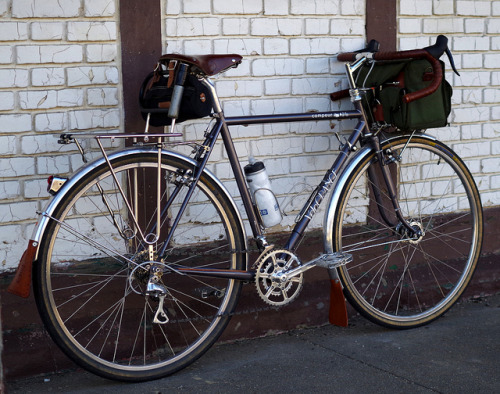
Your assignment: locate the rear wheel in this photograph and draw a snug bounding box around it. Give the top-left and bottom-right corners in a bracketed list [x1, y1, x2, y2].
[34, 151, 245, 381]
[333, 136, 483, 328]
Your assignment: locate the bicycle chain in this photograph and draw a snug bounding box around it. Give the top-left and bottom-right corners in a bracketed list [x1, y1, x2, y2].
[164, 301, 278, 325]
[151, 246, 271, 324]
[151, 245, 307, 323]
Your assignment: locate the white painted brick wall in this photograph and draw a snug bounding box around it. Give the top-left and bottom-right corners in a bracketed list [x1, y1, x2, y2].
[399, 0, 500, 209]
[31, 22, 65, 40]
[0, 0, 121, 270]
[1, 0, 499, 271]
[12, 0, 81, 18]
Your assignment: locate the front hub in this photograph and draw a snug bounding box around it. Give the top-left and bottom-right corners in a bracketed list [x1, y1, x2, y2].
[397, 221, 425, 244]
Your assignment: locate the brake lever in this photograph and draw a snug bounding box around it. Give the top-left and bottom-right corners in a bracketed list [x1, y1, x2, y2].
[425, 35, 460, 76]
[445, 47, 460, 76]
[354, 39, 380, 54]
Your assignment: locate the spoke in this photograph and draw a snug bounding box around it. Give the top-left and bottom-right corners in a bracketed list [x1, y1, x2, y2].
[97, 299, 124, 357]
[347, 241, 405, 271]
[49, 215, 139, 268]
[112, 275, 131, 363]
[60, 271, 126, 319]
[421, 249, 447, 299]
[168, 294, 205, 337]
[52, 275, 128, 293]
[85, 298, 123, 353]
[342, 227, 392, 247]
[363, 242, 397, 303]
[406, 261, 423, 312]
[396, 244, 420, 314]
[56, 266, 128, 310]
[72, 290, 130, 339]
[128, 303, 147, 366]
[416, 242, 464, 289]
[425, 211, 472, 234]
[426, 226, 472, 246]
[344, 237, 403, 254]
[166, 266, 232, 296]
[383, 245, 412, 314]
[166, 284, 223, 313]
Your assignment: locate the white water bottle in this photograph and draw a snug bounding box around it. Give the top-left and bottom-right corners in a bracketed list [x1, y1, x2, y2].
[244, 158, 282, 228]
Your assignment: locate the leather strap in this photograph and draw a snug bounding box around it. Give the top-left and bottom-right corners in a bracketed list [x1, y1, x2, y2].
[166, 60, 176, 88]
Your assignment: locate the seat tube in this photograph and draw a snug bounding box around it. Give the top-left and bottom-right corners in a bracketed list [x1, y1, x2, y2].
[218, 113, 263, 239]
[201, 76, 263, 240]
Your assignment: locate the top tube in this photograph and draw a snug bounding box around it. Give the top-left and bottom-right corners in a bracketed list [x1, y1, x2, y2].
[224, 110, 362, 126]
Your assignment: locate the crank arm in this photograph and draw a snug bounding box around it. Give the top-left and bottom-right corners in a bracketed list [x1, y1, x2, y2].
[284, 252, 353, 279]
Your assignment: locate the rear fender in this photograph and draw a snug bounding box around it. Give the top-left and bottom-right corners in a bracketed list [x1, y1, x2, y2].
[7, 148, 247, 297]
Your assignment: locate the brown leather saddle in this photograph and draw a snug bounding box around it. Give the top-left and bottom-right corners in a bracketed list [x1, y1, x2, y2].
[158, 54, 243, 76]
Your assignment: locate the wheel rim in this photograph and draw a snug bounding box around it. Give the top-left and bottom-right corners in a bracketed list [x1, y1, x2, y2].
[337, 139, 481, 325]
[39, 155, 243, 374]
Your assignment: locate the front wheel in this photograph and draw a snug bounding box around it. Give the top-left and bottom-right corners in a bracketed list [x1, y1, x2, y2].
[333, 136, 483, 329]
[34, 151, 246, 381]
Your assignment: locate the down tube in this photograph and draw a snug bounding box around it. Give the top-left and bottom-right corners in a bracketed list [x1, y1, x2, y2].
[285, 120, 366, 251]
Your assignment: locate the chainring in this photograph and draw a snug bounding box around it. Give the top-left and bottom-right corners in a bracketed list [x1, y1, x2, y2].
[255, 249, 303, 306]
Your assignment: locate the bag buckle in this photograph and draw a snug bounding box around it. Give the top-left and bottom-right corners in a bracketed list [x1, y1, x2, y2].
[167, 60, 178, 71]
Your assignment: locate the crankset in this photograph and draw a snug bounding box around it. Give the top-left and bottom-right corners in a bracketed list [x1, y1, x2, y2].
[255, 249, 304, 306]
[254, 247, 353, 307]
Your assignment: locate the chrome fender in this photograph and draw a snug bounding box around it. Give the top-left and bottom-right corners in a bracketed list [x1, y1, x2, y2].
[323, 144, 373, 255]
[31, 147, 247, 260]
[323, 133, 436, 254]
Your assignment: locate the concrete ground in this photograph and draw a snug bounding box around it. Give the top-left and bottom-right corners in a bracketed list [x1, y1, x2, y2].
[6, 292, 499, 394]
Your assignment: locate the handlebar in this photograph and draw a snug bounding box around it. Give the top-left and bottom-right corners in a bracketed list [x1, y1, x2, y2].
[337, 35, 456, 104]
[377, 49, 442, 104]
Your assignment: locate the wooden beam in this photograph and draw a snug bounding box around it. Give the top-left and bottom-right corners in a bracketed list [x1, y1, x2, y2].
[366, 0, 397, 51]
[119, 0, 162, 133]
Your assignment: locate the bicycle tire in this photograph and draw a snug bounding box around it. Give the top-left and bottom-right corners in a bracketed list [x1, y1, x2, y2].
[34, 151, 245, 381]
[333, 136, 483, 329]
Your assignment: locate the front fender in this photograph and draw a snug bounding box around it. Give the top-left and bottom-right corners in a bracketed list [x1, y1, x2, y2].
[323, 144, 373, 255]
[323, 133, 436, 254]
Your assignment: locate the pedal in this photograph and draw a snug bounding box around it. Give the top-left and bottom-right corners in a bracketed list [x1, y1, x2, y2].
[312, 252, 352, 269]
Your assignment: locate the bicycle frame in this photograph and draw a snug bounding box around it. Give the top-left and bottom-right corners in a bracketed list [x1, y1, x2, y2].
[197, 112, 365, 250]
[10, 57, 409, 292]
[152, 61, 379, 280]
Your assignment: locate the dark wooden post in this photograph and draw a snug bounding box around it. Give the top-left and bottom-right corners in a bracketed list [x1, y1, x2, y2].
[119, 0, 163, 133]
[119, 1, 164, 237]
[366, 0, 397, 51]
